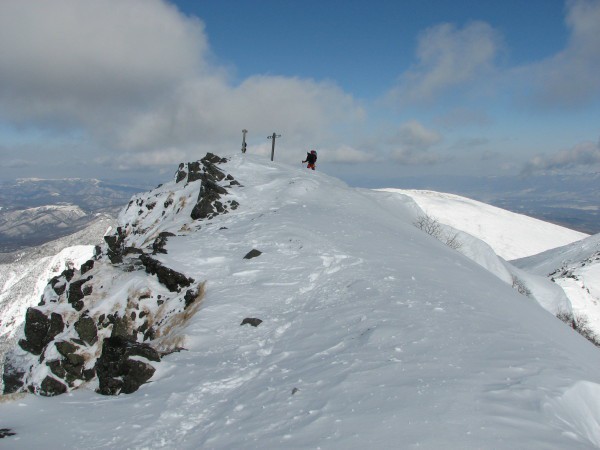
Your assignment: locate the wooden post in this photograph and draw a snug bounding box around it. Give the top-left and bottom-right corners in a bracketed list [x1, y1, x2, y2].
[267, 132, 281, 161]
[241, 129, 248, 153]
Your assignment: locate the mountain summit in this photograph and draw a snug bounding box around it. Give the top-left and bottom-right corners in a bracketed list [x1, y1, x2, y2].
[1, 153, 600, 448]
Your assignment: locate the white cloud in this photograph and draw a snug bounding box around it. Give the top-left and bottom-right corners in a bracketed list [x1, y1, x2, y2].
[0, 0, 365, 173]
[388, 121, 444, 165]
[523, 139, 600, 173]
[389, 21, 502, 104]
[0, 0, 207, 125]
[527, 0, 600, 108]
[395, 121, 442, 150]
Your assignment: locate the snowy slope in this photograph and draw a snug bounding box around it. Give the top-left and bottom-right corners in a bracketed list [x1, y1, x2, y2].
[379, 189, 588, 260]
[2, 155, 600, 448]
[514, 234, 600, 333]
[0, 215, 115, 375]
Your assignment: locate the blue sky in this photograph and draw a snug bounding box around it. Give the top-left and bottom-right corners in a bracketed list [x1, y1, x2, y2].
[0, 0, 598, 187]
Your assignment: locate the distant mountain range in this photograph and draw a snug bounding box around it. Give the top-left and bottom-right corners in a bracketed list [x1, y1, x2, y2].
[0, 178, 147, 252]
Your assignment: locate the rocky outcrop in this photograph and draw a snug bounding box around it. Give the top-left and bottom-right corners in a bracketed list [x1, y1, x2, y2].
[139, 254, 194, 292]
[95, 336, 160, 395]
[2, 154, 230, 397]
[104, 227, 126, 264]
[18, 309, 64, 355]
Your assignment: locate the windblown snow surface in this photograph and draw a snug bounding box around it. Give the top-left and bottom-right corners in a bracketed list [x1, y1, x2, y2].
[2, 155, 600, 449]
[379, 189, 589, 260]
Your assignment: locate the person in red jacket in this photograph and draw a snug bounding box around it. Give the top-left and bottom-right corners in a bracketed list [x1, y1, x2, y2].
[302, 150, 317, 170]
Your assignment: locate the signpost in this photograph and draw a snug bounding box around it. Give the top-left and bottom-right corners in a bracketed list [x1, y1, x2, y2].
[241, 129, 248, 153]
[267, 132, 281, 161]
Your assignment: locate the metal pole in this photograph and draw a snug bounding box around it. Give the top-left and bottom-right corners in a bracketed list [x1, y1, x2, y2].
[241, 129, 247, 153]
[267, 132, 281, 161]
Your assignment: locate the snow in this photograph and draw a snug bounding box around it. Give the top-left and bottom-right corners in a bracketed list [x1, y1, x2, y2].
[514, 234, 600, 334]
[379, 189, 589, 260]
[1, 155, 600, 448]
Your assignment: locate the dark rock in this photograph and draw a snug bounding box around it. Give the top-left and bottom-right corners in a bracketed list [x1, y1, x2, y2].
[94, 245, 102, 260]
[201, 153, 228, 165]
[56, 340, 78, 358]
[110, 314, 130, 339]
[39, 376, 67, 396]
[83, 368, 96, 381]
[121, 360, 156, 394]
[152, 231, 175, 255]
[49, 313, 64, 339]
[203, 161, 226, 182]
[124, 246, 143, 256]
[243, 249, 262, 260]
[62, 268, 75, 282]
[80, 259, 94, 275]
[67, 276, 92, 311]
[139, 254, 194, 292]
[0, 428, 16, 438]
[187, 161, 203, 183]
[229, 200, 240, 210]
[83, 285, 93, 296]
[175, 162, 187, 183]
[19, 308, 51, 355]
[146, 202, 156, 210]
[74, 315, 98, 345]
[104, 227, 126, 264]
[241, 318, 263, 327]
[50, 276, 66, 296]
[95, 336, 160, 395]
[184, 286, 202, 309]
[47, 360, 66, 379]
[2, 354, 26, 394]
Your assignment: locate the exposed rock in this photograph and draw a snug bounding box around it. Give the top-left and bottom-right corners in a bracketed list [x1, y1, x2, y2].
[187, 161, 203, 183]
[19, 308, 54, 355]
[104, 227, 126, 263]
[80, 259, 94, 274]
[152, 231, 175, 255]
[39, 376, 67, 396]
[67, 277, 92, 311]
[201, 152, 228, 165]
[241, 318, 263, 327]
[55, 340, 78, 358]
[184, 285, 203, 309]
[0, 428, 16, 438]
[2, 354, 26, 394]
[74, 315, 98, 345]
[139, 254, 194, 292]
[243, 249, 262, 260]
[95, 336, 159, 395]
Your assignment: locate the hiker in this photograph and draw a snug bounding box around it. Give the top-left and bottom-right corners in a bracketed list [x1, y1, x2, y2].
[302, 150, 317, 170]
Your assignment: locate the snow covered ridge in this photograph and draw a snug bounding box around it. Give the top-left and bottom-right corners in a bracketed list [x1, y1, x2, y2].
[4, 153, 600, 447]
[514, 233, 600, 337]
[2, 153, 237, 396]
[380, 189, 589, 260]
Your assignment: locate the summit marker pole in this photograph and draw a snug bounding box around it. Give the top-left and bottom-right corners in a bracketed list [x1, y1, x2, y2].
[241, 129, 248, 153]
[267, 132, 281, 161]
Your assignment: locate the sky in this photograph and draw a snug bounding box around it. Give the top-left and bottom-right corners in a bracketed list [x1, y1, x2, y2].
[0, 0, 599, 188]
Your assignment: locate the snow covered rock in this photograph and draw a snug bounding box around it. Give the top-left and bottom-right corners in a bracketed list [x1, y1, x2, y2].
[1, 154, 234, 396]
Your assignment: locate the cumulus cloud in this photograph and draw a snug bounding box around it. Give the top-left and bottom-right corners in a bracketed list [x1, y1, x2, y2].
[0, 0, 207, 126]
[389, 21, 502, 104]
[527, 0, 600, 108]
[0, 0, 365, 174]
[389, 121, 444, 165]
[523, 139, 600, 173]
